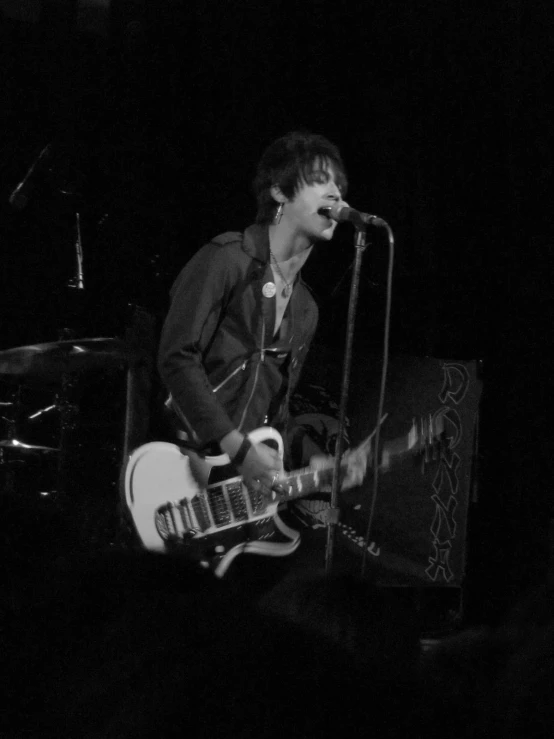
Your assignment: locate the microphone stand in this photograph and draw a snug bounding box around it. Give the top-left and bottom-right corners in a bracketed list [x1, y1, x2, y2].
[57, 210, 86, 498]
[62, 207, 87, 339]
[325, 225, 368, 574]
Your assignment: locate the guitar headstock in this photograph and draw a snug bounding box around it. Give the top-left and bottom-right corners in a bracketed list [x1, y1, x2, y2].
[409, 413, 448, 472]
[373, 413, 446, 474]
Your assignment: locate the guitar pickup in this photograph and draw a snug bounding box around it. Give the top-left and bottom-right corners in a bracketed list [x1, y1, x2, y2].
[226, 480, 249, 521]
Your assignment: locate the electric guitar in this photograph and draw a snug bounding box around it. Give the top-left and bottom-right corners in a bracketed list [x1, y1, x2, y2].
[124, 417, 443, 577]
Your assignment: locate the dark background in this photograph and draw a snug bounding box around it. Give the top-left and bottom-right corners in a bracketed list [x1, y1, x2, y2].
[1, 0, 553, 623]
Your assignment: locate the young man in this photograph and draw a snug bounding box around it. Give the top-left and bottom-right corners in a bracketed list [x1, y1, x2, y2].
[158, 130, 366, 490]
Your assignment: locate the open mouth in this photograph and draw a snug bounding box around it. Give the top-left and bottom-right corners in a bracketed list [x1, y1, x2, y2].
[318, 206, 332, 218]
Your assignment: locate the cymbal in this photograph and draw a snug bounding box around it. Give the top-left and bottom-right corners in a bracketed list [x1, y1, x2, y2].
[0, 337, 134, 382]
[0, 438, 59, 453]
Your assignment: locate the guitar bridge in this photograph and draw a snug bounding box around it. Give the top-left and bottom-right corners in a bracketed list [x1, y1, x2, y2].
[155, 501, 200, 543]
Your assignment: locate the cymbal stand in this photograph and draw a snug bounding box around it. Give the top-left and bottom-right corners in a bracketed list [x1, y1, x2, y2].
[62, 211, 86, 340]
[68, 211, 85, 291]
[55, 372, 80, 497]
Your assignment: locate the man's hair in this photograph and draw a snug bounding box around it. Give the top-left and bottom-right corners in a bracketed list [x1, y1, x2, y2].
[253, 130, 348, 224]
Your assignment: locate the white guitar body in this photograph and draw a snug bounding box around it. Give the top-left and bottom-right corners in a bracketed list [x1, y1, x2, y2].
[124, 427, 301, 577]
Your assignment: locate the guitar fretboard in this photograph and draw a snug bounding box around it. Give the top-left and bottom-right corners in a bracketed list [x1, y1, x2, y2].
[271, 466, 336, 503]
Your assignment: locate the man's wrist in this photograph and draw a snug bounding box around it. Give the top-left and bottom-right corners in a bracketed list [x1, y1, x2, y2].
[230, 436, 252, 467]
[220, 430, 247, 459]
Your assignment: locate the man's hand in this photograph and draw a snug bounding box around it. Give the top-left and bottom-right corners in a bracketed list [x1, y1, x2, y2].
[340, 446, 368, 489]
[220, 429, 282, 489]
[309, 443, 370, 492]
[239, 441, 282, 489]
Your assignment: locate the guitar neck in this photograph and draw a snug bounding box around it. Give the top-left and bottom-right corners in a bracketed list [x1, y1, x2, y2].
[272, 444, 394, 505]
[273, 421, 435, 503]
[273, 465, 336, 504]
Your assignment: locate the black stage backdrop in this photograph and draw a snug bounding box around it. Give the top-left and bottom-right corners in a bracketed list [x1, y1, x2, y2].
[1, 0, 553, 622]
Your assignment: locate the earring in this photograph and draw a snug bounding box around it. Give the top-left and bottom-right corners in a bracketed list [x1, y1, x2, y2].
[274, 202, 284, 224]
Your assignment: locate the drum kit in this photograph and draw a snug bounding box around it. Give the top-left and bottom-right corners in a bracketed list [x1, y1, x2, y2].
[0, 336, 139, 551]
[1, 144, 153, 558]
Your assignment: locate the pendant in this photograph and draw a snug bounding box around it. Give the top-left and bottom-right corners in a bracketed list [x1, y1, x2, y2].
[282, 284, 292, 298]
[262, 281, 277, 298]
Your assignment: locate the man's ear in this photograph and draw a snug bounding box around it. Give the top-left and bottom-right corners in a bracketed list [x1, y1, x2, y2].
[270, 184, 286, 204]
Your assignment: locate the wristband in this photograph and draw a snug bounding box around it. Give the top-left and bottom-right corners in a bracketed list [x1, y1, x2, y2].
[231, 436, 252, 467]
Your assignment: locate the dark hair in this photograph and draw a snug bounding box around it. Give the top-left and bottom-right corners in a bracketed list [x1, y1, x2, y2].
[253, 130, 348, 224]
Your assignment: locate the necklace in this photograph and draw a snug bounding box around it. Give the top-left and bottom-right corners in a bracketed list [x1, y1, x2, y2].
[269, 249, 293, 298]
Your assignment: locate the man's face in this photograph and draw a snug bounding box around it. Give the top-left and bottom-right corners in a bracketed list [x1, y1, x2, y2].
[285, 163, 344, 242]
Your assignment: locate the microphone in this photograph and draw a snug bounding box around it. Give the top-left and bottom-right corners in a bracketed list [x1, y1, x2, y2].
[318, 203, 387, 228]
[8, 144, 52, 210]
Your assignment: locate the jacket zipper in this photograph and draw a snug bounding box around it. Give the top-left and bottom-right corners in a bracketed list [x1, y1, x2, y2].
[238, 315, 266, 430]
[212, 359, 248, 393]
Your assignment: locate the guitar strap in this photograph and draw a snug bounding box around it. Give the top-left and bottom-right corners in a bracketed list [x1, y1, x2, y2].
[163, 397, 223, 457]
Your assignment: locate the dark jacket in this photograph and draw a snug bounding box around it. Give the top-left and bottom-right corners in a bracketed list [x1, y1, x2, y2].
[157, 223, 318, 449]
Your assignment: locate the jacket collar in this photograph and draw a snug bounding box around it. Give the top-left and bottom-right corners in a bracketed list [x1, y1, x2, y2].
[242, 223, 271, 264]
[243, 223, 314, 294]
